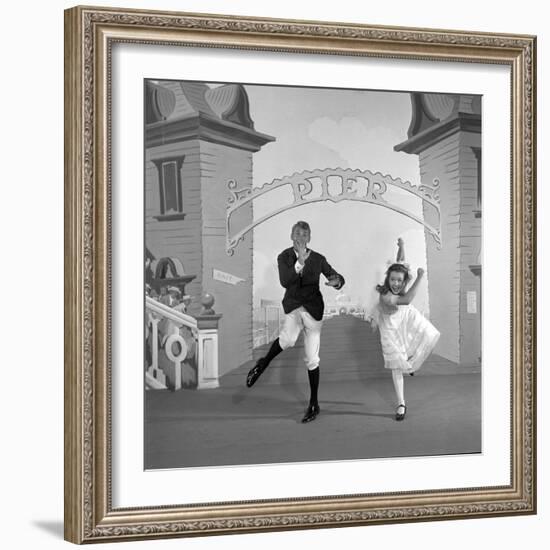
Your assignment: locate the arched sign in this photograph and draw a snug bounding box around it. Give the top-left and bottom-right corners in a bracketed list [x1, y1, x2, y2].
[226, 168, 441, 255]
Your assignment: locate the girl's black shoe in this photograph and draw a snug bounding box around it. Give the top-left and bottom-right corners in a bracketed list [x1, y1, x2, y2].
[395, 404, 407, 421]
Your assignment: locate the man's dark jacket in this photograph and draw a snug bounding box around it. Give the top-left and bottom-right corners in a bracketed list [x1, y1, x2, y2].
[277, 247, 345, 321]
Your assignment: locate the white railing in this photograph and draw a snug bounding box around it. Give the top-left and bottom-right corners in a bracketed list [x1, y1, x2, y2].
[253, 324, 281, 348]
[253, 302, 283, 348]
[145, 297, 220, 390]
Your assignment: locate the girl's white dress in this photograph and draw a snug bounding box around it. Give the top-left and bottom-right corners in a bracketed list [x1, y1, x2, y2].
[376, 292, 440, 373]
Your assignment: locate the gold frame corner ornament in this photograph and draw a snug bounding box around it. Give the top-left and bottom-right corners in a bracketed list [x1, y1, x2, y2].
[64, 5, 536, 544]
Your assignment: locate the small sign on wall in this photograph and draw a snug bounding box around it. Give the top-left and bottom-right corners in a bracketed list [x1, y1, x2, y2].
[467, 291, 477, 314]
[213, 268, 246, 285]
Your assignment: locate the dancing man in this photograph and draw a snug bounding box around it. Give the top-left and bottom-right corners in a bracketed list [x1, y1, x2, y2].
[246, 221, 345, 423]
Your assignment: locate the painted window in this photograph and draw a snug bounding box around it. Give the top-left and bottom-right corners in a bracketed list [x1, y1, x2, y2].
[161, 161, 181, 214]
[152, 156, 185, 219]
[472, 147, 481, 210]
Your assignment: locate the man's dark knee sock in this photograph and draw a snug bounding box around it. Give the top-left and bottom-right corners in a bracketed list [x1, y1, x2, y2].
[263, 338, 283, 366]
[307, 367, 320, 406]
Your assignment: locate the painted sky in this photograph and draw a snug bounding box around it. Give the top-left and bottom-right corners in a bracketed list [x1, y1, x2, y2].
[231, 84, 431, 316]
[235, 85, 431, 320]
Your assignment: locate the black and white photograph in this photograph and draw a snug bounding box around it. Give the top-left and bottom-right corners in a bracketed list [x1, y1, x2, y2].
[143, 80, 482, 469]
[22, 0, 539, 547]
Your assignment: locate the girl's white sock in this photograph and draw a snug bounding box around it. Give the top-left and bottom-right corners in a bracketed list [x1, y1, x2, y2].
[391, 370, 405, 410]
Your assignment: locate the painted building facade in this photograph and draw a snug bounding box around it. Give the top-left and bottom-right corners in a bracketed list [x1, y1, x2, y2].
[395, 93, 482, 367]
[145, 80, 274, 376]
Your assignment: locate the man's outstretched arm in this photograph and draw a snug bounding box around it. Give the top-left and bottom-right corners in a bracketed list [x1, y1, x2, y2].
[321, 257, 345, 290]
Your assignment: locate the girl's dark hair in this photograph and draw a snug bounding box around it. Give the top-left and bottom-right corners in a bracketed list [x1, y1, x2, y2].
[376, 263, 411, 295]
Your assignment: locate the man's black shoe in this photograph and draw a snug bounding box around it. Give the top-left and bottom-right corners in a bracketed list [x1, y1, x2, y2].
[246, 358, 268, 387]
[301, 403, 320, 423]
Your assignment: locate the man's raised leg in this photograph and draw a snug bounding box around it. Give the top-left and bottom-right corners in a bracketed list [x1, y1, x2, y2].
[246, 338, 282, 387]
[246, 309, 300, 387]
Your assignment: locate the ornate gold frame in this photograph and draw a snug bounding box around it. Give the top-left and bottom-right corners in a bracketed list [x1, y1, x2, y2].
[64, 5, 536, 544]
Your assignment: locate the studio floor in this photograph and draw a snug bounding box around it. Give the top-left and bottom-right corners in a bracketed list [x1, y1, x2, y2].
[145, 316, 481, 469]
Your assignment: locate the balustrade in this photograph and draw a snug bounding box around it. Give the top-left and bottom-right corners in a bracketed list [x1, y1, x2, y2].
[145, 297, 221, 390]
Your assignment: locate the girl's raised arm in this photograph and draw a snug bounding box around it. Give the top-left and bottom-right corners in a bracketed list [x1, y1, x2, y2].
[396, 268, 424, 305]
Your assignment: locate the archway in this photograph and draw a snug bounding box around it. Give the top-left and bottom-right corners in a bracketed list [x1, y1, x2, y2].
[226, 167, 441, 256]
